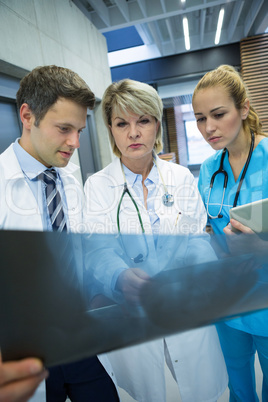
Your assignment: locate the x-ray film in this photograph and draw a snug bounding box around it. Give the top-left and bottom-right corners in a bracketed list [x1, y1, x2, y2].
[0, 230, 267, 367]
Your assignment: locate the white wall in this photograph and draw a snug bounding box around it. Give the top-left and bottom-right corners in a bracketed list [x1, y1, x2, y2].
[0, 0, 113, 176]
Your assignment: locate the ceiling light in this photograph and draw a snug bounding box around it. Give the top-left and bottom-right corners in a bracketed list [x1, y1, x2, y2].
[215, 8, 224, 45]
[183, 17, 190, 50]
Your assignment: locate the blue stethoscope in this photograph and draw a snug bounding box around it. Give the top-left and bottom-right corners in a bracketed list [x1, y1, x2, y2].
[117, 154, 174, 263]
[206, 130, 255, 219]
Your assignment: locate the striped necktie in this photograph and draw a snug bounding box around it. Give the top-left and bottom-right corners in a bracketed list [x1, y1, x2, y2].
[39, 169, 67, 232]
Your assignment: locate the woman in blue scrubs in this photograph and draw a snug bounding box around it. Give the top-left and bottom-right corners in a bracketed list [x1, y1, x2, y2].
[192, 64, 268, 401]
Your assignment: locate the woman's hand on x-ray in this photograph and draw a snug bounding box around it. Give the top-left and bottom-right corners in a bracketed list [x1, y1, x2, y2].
[116, 268, 151, 304]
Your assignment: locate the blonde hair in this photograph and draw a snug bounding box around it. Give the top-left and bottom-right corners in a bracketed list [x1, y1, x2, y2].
[102, 79, 163, 157]
[192, 64, 266, 137]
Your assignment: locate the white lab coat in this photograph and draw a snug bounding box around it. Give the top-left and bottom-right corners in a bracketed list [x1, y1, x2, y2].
[84, 156, 228, 402]
[0, 144, 116, 402]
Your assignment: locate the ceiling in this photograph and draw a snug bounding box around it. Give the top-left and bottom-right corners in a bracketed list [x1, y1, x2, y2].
[72, 0, 268, 65]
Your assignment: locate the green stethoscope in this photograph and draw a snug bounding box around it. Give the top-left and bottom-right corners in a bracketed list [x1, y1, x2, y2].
[116, 153, 174, 263]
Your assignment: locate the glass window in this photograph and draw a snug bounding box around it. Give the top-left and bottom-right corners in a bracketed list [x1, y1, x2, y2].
[185, 119, 215, 165]
[0, 101, 21, 153]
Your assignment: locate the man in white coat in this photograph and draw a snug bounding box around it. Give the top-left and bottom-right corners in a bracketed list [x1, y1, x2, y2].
[0, 65, 119, 402]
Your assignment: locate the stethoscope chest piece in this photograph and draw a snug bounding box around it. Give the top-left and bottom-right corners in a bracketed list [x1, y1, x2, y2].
[162, 192, 174, 207]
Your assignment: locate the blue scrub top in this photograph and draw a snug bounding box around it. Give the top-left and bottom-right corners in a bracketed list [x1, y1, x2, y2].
[198, 137, 268, 335]
[199, 137, 268, 234]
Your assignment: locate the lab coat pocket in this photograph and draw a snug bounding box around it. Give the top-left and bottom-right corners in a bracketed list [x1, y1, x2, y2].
[176, 213, 203, 235]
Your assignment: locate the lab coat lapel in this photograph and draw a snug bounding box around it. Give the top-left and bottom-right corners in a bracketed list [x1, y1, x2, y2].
[58, 163, 84, 232]
[157, 193, 178, 254]
[57, 164, 84, 285]
[1, 146, 43, 230]
[154, 158, 179, 253]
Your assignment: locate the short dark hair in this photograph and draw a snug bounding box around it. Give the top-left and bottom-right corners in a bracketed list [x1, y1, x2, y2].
[16, 65, 95, 126]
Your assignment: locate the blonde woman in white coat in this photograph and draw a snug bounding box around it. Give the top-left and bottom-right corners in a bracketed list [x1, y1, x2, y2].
[84, 79, 228, 402]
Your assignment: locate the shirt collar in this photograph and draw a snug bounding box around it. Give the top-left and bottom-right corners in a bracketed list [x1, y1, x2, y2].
[13, 138, 54, 180]
[122, 160, 158, 188]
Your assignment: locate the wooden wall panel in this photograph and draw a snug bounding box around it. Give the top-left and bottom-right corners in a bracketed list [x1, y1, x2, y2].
[165, 107, 179, 163]
[240, 33, 268, 132]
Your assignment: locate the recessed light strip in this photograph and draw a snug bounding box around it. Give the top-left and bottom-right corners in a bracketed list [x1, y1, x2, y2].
[215, 8, 224, 45]
[183, 17, 190, 50]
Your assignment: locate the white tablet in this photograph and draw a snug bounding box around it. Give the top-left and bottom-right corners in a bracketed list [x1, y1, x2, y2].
[229, 198, 268, 233]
